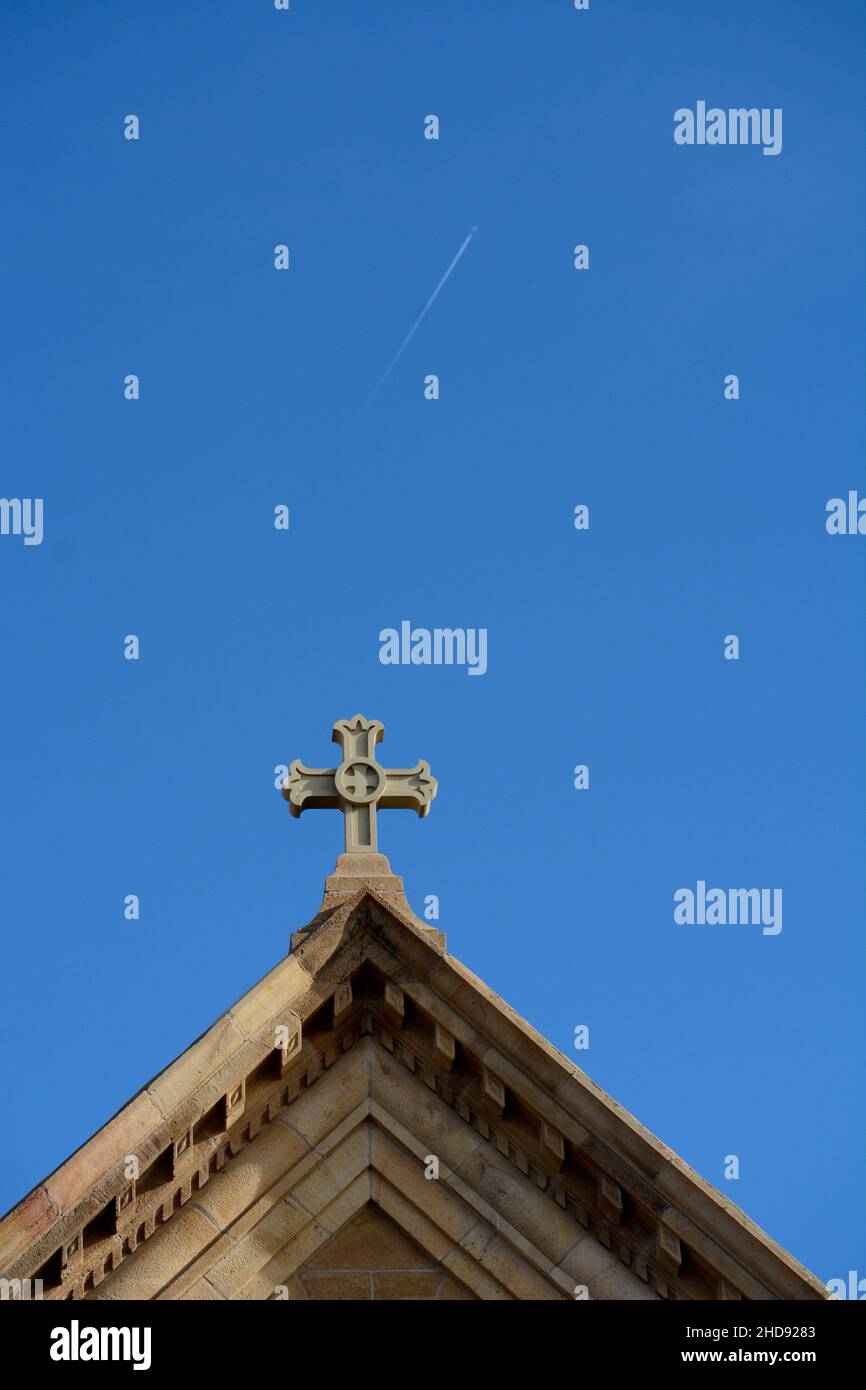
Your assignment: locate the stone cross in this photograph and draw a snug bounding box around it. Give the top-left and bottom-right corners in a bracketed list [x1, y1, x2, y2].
[282, 714, 437, 854]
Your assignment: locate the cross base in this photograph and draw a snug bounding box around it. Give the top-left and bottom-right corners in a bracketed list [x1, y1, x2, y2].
[289, 851, 446, 953]
[321, 852, 408, 910]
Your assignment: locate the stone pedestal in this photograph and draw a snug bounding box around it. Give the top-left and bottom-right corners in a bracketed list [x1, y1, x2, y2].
[320, 852, 409, 910]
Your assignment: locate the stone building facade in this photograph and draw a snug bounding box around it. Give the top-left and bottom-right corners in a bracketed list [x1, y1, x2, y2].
[0, 875, 826, 1300]
[0, 716, 828, 1301]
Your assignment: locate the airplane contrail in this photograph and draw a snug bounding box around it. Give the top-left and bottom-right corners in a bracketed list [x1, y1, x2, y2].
[367, 226, 478, 402]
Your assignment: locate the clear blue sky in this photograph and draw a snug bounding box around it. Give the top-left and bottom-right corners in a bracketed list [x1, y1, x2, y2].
[1, 1, 863, 1288]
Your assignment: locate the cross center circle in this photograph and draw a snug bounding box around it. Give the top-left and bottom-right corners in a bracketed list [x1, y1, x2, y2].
[337, 759, 383, 805]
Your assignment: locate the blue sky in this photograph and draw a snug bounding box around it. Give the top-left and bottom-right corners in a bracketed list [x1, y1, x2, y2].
[1, 0, 863, 1287]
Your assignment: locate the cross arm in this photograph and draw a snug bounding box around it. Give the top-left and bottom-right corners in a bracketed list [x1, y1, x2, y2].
[381, 761, 438, 816]
[282, 760, 339, 818]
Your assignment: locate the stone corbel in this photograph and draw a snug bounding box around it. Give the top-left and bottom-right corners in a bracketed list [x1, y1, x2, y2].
[114, 1181, 136, 1230]
[172, 1127, 194, 1178]
[276, 1013, 302, 1074]
[481, 1067, 506, 1118]
[224, 1078, 246, 1128]
[433, 1023, 455, 1072]
[60, 1229, 83, 1280]
[384, 982, 405, 1030]
[597, 1175, 623, 1226]
[656, 1223, 682, 1280]
[332, 982, 353, 1025]
[541, 1121, 565, 1169]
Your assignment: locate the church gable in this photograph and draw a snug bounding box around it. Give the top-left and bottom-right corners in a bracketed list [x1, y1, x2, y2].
[0, 882, 826, 1302]
[83, 1026, 647, 1302]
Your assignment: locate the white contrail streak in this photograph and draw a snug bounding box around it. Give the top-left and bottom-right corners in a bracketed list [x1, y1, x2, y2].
[368, 226, 477, 401]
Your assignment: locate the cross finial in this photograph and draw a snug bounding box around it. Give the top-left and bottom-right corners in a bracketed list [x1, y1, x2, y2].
[282, 714, 437, 857]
